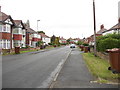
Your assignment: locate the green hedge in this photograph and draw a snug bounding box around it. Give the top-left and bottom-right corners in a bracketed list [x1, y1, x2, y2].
[96, 33, 120, 52]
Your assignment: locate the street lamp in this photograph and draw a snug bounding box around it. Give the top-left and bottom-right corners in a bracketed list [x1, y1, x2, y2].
[37, 20, 40, 31]
[93, 0, 97, 56]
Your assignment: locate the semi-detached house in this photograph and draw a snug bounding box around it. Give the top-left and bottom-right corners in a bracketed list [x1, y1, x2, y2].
[25, 24, 41, 48]
[13, 20, 26, 48]
[38, 32, 50, 45]
[0, 6, 15, 50]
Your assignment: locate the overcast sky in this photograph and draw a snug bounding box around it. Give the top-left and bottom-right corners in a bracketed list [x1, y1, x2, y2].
[0, 0, 119, 39]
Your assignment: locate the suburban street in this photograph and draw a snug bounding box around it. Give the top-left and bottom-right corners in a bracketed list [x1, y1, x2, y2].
[2, 46, 71, 88]
[2, 46, 119, 89]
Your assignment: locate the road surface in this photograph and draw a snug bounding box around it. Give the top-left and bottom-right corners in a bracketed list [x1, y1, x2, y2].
[2, 46, 71, 88]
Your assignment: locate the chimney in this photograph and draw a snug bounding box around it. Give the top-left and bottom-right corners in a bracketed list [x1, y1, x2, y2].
[100, 24, 104, 29]
[118, 18, 120, 23]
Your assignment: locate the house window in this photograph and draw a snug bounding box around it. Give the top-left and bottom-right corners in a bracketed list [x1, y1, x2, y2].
[7, 40, 10, 49]
[0, 40, 2, 49]
[3, 40, 6, 49]
[14, 40, 21, 47]
[3, 25, 6, 32]
[0, 25, 2, 32]
[13, 28, 19, 34]
[6, 25, 10, 32]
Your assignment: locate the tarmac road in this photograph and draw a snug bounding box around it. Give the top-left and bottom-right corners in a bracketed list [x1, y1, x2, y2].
[2, 46, 71, 88]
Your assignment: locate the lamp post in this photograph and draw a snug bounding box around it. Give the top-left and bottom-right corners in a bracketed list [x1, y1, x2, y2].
[37, 20, 40, 31]
[93, 0, 97, 56]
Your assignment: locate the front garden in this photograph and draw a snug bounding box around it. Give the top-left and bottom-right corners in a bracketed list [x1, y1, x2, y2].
[80, 33, 120, 84]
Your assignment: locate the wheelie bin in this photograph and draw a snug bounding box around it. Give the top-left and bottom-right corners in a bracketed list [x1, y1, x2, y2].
[106, 48, 120, 74]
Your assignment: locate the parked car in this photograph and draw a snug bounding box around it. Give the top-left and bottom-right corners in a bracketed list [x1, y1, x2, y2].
[70, 44, 75, 48]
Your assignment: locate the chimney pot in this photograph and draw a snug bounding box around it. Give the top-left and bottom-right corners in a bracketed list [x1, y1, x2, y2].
[118, 18, 120, 23]
[100, 24, 104, 29]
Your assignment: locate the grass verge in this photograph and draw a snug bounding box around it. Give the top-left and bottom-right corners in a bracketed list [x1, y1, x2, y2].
[82, 53, 120, 84]
[3, 46, 55, 56]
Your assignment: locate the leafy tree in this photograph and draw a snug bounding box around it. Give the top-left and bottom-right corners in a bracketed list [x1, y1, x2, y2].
[38, 31, 45, 34]
[37, 41, 44, 46]
[77, 41, 83, 45]
[67, 39, 70, 43]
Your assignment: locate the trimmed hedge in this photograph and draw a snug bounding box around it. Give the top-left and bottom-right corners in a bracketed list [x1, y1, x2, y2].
[96, 33, 120, 52]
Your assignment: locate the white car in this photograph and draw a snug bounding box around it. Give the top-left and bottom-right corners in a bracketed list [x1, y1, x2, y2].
[70, 44, 75, 48]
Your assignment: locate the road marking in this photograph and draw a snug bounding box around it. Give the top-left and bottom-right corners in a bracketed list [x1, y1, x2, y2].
[37, 49, 71, 88]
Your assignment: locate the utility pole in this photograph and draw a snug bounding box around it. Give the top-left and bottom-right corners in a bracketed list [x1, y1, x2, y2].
[93, 0, 97, 56]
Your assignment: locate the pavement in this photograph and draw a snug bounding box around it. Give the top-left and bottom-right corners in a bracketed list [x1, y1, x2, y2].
[52, 48, 119, 88]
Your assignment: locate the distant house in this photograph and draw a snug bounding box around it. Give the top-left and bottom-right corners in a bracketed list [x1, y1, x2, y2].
[68, 37, 75, 44]
[0, 6, 15, 50]
[38, 32, 50, 45]
[73, 38, 81, 44]
[103, 18, 120, 35]
[25, 24, 41, 48]
[12, 20, 26, 48]
[88, 24, 107, 46]
[59, 37, 67, 44]
[96, 24, 107, 35]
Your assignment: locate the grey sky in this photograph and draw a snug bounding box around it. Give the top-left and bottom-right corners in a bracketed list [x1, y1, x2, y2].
[0, 0, 119, 39]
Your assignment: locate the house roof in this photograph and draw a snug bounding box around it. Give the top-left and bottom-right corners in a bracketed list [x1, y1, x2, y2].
[14, 20, 25, 29]
[24, 24, 36, 33]
[73, 38, 81, 41]
[60, 37, 66, 40]
[103, 19, 120, 33]
[39, 33, 50, 38]
[0, 11, 15, 25]
[109, 23, 120, 30]
[96, 28, 107, 34]
[0, 12, 9, 21]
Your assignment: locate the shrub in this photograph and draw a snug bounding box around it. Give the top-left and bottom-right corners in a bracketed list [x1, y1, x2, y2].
[77, 41, 83, 45]
[83, 43, 89, 46]
[96, 33, 120, 52]
[48, 43, 53, 45]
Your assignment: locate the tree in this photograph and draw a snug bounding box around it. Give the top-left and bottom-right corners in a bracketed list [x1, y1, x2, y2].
[38, 31, 45, 34]
[37, 41, 44, 47]
[67, 39, 70, 44]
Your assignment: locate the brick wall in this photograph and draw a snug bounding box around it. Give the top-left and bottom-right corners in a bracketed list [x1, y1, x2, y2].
[0, 32, 11, 40]
[13, 34, 22, 40]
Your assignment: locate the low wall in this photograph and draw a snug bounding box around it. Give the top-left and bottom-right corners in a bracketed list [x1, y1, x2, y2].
[97, 52, 109, 61]
[1, 47, 41, 54]
[90, 48, 109, 61]
[20, 47, 40, 51]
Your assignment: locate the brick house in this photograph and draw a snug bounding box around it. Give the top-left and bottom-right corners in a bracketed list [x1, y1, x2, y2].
[38, 32, 50, 45]
[68, 37, 75, 44]
[25, 24, 41, 48]
[88, 24, 107, 45]
[12, 20, 26, 48]
[59, 37, 67, 44]
[102, 18, 120, 35]
[73, 38, 81, 44]
[0, 6, 15, 50]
